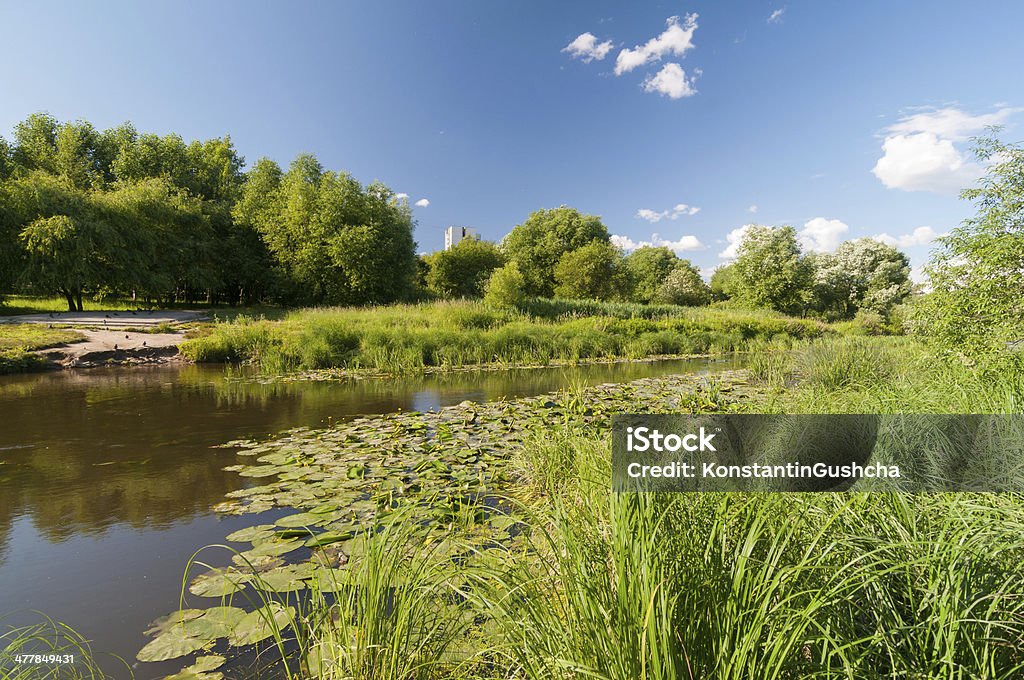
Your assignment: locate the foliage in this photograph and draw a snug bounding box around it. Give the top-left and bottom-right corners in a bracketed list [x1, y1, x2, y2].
[483, 261, 529, 309]
[709, 263, 739, 302]
[811, 238, 911, 320]
[233, 155, 418, 306]
[731, 225, 813, 314]
[425, 238, 504, 298]
[553, 240, 621, 301]
[922, 134, 1024, 355]
[652, 260, 710, 306]
[501, 206, 610, 296]
[621, 246, 680, 303]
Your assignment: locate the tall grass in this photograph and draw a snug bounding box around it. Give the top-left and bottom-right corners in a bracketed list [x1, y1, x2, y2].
[181, 300, 832, 373]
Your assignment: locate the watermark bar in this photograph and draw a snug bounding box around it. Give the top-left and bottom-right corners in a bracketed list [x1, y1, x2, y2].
[612, 414, 1024, 492]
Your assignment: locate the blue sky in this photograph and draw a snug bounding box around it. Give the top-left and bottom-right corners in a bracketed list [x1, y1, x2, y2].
[2, 1, 1022, 277]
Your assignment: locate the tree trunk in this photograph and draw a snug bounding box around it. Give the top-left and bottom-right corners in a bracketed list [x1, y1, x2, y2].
[62, 289, 75, 312]
[75, 291, 84, 312]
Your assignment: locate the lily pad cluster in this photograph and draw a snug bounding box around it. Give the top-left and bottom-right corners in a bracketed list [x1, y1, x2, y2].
[139, 370, 751, 677]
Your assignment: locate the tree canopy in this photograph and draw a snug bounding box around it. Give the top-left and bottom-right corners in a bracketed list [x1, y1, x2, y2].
[0, 113, 416, 309]
[502, 206, 610, 297]
[425, 238, 504, 298]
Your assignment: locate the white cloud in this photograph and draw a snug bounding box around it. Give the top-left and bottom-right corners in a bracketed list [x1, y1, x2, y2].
[718, 224, 754, 259]
[414, 198, 430, 207]
[885, 107, 1017, 142]
[635, 203, 700, 223]
[642, 63, 698, 99]
[799, 217, 849, 252]
[395, 192, 409, 200]
[611, 232, 703, 254]
[615, 14, 698, 75]
[747, 204, 758, 213]
[562, 32, 614, 62]
[872, 106, 1018, 193]
[768, 8, 785, 23]
[873, 225, 942, 248]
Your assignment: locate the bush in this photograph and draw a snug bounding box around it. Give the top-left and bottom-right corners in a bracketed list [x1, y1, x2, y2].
[484, 262, 528, 309]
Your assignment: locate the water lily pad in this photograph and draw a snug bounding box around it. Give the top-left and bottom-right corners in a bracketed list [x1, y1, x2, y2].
[145, 609, 205, 636]
[187, 655, 225, 673]
[252, 563, 314, 592]
[308, 566, 352, 592]
[224, 525, 276, 543]
[137, 626, 206, 662]
[274, 512, 322, 528]
[245, 537, 302, 557]
[181, 606, 247, 639]
[189, 568, 253, 597]
[303, 527, 356, 547]
[231, 553, 285, 571]
[228, 603, 294, 647]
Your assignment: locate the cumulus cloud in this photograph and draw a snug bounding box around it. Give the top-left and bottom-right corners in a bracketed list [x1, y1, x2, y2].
[615, 14, 698, 75]
[611, 232, 703, 254]
[718, 224, 754, 259]
[768, 8, 785, 23]
[873, 225, 942, 248]
[562, 32, 614, 62]
[872, 106, 1018, 193]
[395, 192, 409, 200]
[414, 198, 430, 207]
[747, 204, 758, 213]
[636, 203, 701, 223]
[799, 217, 849, 252]
[642, 63, 698, 99]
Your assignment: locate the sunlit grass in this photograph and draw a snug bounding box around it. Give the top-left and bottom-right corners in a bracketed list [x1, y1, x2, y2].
[180, 299, 833, 373]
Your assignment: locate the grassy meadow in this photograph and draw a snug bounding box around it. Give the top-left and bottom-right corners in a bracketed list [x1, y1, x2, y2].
[180, 299, 831, 373]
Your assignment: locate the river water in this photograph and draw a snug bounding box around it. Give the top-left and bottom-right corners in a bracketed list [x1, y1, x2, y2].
[0, 358, 738, 678]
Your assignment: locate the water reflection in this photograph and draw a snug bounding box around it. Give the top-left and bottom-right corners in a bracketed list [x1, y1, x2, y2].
[0, 357, 739, 549]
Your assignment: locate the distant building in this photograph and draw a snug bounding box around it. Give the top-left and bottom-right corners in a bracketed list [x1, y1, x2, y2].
[444, 226, 477, 250]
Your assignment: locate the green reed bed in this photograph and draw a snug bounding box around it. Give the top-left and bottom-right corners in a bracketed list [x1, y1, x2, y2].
[180, 299, 830, 373]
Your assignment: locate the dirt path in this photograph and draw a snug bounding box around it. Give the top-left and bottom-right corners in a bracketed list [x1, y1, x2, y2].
[0, 310, 210, 369]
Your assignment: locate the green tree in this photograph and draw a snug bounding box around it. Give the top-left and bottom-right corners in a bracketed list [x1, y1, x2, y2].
[653, 261, 710, 306]
[234, 155, 417, 305]
[425, 238, 504, 298]
[502, 206, 610, 296]
[732, 225, 813, 314]
[923, 134, 1024, 354]
[812, 239, 911, 320]
[623, 246, 681, 303]
[484, 261, 528, 308]
[19, 212, 110, 311]
[553, 241, 622, 300]
[709, 263, 739, 301]
[11, 112, 59, 174]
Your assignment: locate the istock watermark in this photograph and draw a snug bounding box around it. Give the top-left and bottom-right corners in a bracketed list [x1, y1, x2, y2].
[612, 414, 1024, 492]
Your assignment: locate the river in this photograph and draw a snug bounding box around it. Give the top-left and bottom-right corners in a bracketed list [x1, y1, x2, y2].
[0, 357, 738, 678]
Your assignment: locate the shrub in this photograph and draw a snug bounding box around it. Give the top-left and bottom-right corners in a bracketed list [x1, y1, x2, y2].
[484, 262, 528, 309]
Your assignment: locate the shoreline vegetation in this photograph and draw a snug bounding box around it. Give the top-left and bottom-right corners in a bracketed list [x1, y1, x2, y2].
[179, 299, 832, 375]
[120, 336, 1024, 680]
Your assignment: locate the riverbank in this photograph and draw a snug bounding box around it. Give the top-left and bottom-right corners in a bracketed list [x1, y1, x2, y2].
[181, 299, 832, 373]
[135, 336, 1024, 679]
[0, 310, 207, 372]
